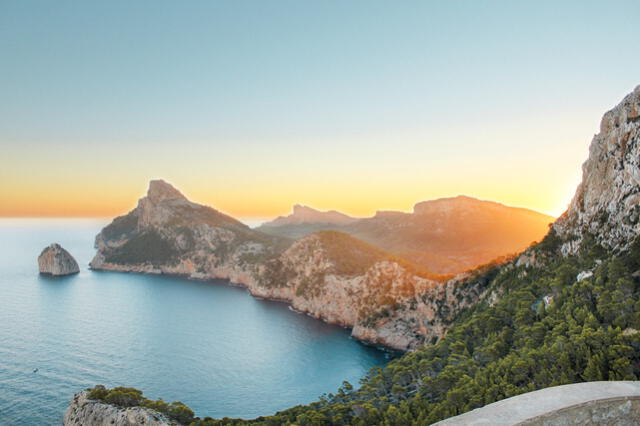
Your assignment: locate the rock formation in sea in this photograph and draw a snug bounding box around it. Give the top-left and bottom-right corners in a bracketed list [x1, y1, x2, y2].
[63, 391, 173, 426]
[38, 243, 80, 276]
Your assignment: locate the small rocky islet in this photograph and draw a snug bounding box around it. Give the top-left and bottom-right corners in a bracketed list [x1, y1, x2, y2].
[38, 243, 80, 276]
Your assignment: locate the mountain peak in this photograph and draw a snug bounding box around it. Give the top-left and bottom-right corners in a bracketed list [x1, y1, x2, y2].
[146, 179, 187, 203]
[293, 204, 317, 214]
[554, 85, 640, 253]
[413, 195, 491, 214]
[262, 205, 357, 227]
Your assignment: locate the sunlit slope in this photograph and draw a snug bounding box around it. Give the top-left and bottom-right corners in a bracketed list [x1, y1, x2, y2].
[260, 196, 554, 274]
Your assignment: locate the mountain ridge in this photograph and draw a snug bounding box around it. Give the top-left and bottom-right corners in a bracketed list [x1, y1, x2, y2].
[262, 204, 359, 227]
[258, 195, 554, 274]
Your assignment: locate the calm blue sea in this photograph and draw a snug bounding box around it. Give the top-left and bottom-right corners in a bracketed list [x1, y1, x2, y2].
[0, 219, 389, 425]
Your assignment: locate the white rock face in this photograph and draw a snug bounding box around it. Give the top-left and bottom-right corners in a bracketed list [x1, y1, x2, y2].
[38, 243, 80, 276]
[63, 391, 173, 426]
[555, 85, 640, 253]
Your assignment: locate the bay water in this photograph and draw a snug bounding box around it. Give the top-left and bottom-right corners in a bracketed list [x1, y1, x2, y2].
[0, 219, 389, 424]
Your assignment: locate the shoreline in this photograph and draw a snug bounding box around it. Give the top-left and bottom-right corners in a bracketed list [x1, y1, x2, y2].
[89, 266, 406, 354]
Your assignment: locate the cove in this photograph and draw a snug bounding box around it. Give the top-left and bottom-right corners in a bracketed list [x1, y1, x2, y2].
[0, 220, 390, 424]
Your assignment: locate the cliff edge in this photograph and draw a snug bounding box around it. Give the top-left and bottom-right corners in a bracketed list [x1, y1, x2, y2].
[555, 86, 640, 254]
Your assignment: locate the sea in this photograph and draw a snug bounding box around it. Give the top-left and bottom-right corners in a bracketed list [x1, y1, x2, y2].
[0, 219, 390, 424]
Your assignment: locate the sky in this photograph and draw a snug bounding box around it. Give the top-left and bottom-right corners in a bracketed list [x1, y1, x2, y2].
[1, 0, 640, 219]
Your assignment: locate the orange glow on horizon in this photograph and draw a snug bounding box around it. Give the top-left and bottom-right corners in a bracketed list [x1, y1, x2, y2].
[0, 111, 589, 221]
[0, 175, 572, 220]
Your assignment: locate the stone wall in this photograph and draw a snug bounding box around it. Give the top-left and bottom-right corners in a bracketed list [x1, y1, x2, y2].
[434, 381, 640, 425]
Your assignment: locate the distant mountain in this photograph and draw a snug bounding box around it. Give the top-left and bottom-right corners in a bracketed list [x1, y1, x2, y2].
[257, 205, 358, 238]
[259, 195, 554, 274]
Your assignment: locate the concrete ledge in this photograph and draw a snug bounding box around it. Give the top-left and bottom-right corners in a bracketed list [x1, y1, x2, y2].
[433, 381, 640, 425]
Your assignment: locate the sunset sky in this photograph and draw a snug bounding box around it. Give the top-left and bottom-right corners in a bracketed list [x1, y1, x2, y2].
[2, 0, 640, 219]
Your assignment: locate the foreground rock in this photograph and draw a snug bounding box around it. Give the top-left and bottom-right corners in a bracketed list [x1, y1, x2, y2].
[63, 391, 173, 426]
[38, 243, 79, 276]
[90, 180, 495, 351]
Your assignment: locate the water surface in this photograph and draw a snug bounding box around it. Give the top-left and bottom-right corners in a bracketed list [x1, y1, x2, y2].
[0, 219, 389, 424]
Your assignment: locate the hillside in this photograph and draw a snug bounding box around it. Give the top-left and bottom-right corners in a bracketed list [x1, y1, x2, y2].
[258, 196, 554, 274]
[76, 86, 640, 425]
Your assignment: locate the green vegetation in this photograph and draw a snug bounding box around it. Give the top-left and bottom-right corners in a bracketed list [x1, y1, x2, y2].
[241, 237, 639, 426]
[104, 230, 181, 265]
[86, 385, 195, 424]
[101, 213, 139, 240]
[167, 204, 249, 230]
[92, 234, 640, 425]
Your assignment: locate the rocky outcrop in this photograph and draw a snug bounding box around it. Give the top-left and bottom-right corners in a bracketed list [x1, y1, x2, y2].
[555, 86, 640, 254]
[63, 391, 173, 426]
[38, 243, 80, 276]
[90, 180, 494, 351]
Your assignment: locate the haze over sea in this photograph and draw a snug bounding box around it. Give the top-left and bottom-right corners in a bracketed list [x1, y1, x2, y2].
[0, 219, 389, 424]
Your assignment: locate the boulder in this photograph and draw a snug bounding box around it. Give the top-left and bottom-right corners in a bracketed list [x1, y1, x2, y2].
[38, 243, 80, 276]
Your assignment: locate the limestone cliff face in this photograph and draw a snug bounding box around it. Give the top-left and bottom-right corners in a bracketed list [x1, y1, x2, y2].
[38, 243, 80, 276]
[555, 86, 640, 254]
[91, 181, 489, 350]
[63, 391, 174, 426]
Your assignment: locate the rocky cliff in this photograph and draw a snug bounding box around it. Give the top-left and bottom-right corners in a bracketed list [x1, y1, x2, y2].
[91, 181, 494, 350]
[251, 231, 493, 350]
[63, 391, 174, 426]
[90, 179, 287, 285]
[38, 243, 80, 276]
[554, 85, 640, 255]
